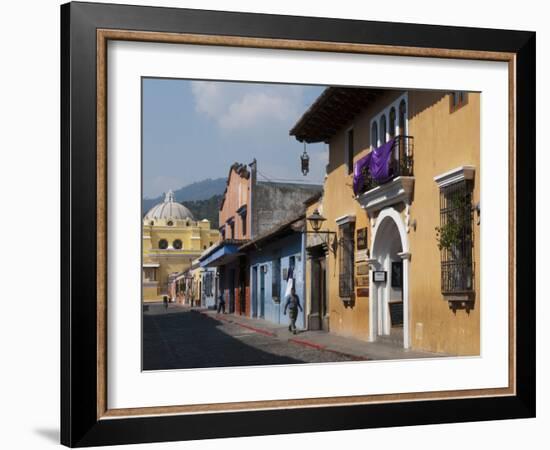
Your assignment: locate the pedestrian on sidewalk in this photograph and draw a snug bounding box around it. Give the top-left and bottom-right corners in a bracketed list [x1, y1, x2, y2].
[217, 293, 226, 314]
[163, 295, 168, 311]
[284, 287, 302, 334]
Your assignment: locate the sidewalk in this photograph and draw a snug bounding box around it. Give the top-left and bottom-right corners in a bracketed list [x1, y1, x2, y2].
[196, 308, 443, 361]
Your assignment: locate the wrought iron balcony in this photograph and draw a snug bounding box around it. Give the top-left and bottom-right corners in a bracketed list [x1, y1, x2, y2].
[441, 260, 474, 295]
[361, 135, 414, 193]
[354, 135, 415, 215]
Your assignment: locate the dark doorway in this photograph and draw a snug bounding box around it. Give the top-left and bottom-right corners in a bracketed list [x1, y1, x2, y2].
[259, 266, 265, 318]
[252, 266, 258, 317]
[239, 265, 246, 315]
[229, 268, 235, 313]
[309, 253, 327, 331]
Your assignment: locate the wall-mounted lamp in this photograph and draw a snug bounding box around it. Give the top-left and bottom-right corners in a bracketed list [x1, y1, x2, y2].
[474, 202, 480, 225]
[305, 209, 337, 254]
[307, 208, 326, 232]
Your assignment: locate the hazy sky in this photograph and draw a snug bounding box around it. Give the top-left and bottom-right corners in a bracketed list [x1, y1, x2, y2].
[142, 78, 328, 199]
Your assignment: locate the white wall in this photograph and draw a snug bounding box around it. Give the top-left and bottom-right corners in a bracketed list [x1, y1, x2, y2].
[0, 1, 546, 449]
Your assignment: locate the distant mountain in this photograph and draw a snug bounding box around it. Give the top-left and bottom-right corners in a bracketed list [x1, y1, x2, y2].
[142, 178, 226, 215]
[184, 195, 223, 229]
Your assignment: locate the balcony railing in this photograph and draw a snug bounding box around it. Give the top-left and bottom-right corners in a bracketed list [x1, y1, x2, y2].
[361, 135, 414, 193]
[441, 260, 474, 294]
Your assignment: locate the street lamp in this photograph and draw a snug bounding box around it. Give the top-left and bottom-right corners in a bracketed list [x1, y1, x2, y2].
[305, 209, 337, 254]
[307, 209, 326, 232]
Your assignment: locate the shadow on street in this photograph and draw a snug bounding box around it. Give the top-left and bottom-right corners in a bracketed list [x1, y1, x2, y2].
[143, 308, 302, 370]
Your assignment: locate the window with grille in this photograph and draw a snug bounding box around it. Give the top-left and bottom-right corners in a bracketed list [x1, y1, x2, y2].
[143, 268, 157, 282]
[338, 222, 355, 299]
[204, 272, 213, 296]
[437, 180, 474, 294]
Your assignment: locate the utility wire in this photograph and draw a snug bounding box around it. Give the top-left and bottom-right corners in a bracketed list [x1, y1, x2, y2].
[257, 169, 323, 185]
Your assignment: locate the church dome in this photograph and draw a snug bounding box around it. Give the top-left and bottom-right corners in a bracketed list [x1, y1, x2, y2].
[144, 190, 195, 221]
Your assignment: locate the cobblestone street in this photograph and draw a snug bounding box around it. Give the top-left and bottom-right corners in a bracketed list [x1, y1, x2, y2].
[143, 303, 438, 370]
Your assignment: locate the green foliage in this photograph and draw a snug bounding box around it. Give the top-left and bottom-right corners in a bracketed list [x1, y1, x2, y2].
[435, 221, 462, 251]
[142, 178, 226, 215]
[435, 192, 471, 252]
[183, 195, 222, 228]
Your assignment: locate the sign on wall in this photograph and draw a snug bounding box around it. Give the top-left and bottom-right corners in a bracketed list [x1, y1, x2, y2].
[355, 249, 369, 262]
[389, 301, 404, 326]
[356, 288, 369, 298]
[373, 271, 387, 282]
[356, 262, 369, 276]
[391, 261, 403, 288]
[357, 227, 368, 250]
[355, 275, 370, 287]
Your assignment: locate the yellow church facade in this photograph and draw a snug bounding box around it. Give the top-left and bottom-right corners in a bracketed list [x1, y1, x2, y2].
[142, 190, 220, 303]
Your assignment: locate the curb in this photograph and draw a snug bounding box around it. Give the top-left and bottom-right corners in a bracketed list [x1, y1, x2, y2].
[197, 310, 277, 337]
[198, 309, 368, 361]
[288, 338, 326, 350]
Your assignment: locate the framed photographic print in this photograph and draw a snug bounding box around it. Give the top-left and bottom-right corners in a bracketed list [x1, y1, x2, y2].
[61, 1, 535, 447]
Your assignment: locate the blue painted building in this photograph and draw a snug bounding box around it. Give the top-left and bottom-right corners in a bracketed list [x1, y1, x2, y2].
[198, 239, 248, 313]
[199, 161, 321, 317]
[240, 215, 307, 330]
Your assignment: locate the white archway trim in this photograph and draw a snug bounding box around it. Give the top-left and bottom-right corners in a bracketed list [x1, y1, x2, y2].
[372, 207, 409, 253]
[369, 207, 411, 348]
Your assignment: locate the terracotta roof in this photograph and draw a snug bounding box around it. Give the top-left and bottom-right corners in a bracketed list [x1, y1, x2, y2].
[289, 87, 383, 143]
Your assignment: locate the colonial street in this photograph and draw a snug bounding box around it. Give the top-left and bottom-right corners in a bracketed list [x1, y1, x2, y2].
[143, 304, 438, 370]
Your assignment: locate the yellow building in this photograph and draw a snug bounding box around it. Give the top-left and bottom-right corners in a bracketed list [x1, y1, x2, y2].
[293, 88, 480, 356]
[142, 190, 220, 302]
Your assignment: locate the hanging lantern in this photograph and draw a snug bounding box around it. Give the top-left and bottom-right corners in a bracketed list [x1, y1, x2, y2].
[306, 209, 326, 232]
[300, 142, 310, 176]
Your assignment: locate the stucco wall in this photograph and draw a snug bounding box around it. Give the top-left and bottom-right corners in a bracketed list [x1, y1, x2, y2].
[255, 182, 321, 236]
[406, 90, 480, 355]
[248, 233, 306, 329]
[322, 89, 480, 355]
[219, 167, 251, 240]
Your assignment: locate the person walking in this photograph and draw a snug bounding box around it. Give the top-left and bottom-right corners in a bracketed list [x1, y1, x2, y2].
[217, 293, 226, 314]
[163, 295, 168, 311]
[284, 287, 302, 334]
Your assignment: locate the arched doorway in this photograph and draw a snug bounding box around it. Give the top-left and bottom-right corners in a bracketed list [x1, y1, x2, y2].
[370, 208, 410, 348]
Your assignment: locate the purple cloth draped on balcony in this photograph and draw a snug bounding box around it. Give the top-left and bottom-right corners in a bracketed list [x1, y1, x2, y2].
[353, 152, 372, 195]
[353, 138, 396, 195]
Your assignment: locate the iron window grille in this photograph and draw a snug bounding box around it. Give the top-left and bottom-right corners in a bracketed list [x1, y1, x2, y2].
[438, 180, 474, 294]
[204, 272, 213, 297]
[338, 222, 355, 299]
